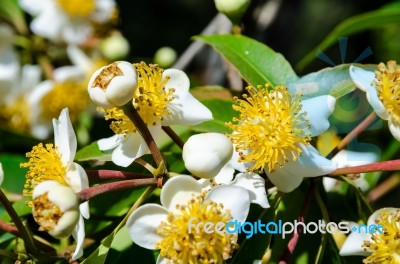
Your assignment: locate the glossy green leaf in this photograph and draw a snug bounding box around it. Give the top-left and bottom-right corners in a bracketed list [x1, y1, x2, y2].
[75, 141, 111, 162]
[0, 0, 28, 34]
[296, 8, 400, 71]
[197, 34, 298, 87]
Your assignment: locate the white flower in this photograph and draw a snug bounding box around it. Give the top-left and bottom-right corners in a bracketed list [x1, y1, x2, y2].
[126, 175, 250, 264]
[19, 0, 115, 44]
[350, 62, 400, 141]
[98, 62, 213, 167]
[32, 181, 80, 238]
[183, 132, 233, 179]
[323, 150, 379, 192]
[227, 85, 338, 193]
[29, 66, 88, 139]
[340, 208, 400, 263]
[88, 61, 138, 108]
[21, 108, 89, 260]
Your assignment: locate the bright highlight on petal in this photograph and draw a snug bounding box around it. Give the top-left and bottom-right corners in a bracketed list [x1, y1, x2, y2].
[226, 85, 311, 173]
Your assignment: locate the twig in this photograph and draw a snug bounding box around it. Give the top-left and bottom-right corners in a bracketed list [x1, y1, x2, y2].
[162, 126, 185, 149]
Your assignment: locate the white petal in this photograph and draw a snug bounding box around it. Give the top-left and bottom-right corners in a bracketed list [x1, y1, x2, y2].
[205, 185, 250, 223]
[333, 150, 378, 168]
[53, 108, 77, 165]
[71, 216, 85, 260]
[213, 163, 235, 185]
[389, 121, 400, 141]
[97, 134, 123, 150]
[266, 144, 337, 193]
[161, 175, 202, 211]
[126, 204, 168, 250]
[349, 65, 375, 93]
[301, 95, 336, 137]
[231, 173, 269, 208]
[339, 222, 371, 257]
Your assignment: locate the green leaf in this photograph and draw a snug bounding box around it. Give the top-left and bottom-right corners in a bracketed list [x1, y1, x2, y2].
[0, 0, 28, 34]
[75, 141, 111, 162]
[287, 64, 355, 100]
[296, 7, 400, 71]
[189, 99, 236, 133]
[197, 34, 298, 87]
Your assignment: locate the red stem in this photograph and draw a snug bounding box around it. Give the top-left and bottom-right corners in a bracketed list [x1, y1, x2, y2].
[330, 159, 400, 176]
[79, 178, 160, 201]
[86, 170, 152, 180]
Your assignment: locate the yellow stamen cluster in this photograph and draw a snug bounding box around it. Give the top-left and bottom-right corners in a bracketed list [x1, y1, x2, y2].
[56, 0, 95, 17]
[102, 62, 175, 135]
[375, 61, 400, 125]
[226, 85, 311, 173]
[0, 96, 30, 134]
[155, 196, 238, 263]
[32, 193, 63, 232]
[362, 210, 400, 263]
[21, 143, 67, 199]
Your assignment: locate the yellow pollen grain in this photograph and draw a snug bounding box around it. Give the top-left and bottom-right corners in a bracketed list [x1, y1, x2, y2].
[155, 195, 238, 264]
[32, 193, 63, 232]
[91, 62, 123, 90]
[226, 85, 311, 173]
[362, 210, 400, 264]
[21, 143, 67, 200]
[375, 61, 400, 126]
[100, 62, 175, 136]
[40, 81, 89, 123]
[0, 96, 30, 134]
[56, 0, 95, 17]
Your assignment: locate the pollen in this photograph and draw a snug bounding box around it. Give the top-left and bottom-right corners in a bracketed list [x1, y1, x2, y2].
[226, 85, 311, 173]
[155, 195, 238, 263]
[0, 96, 30, 134]
[362, 209, 400, 264]
[56, 0, 95, 17]
[32, 193, 63, 232]
[21, 143, 67, 199]
[40, 80, 89, 123]
[101, 62, 175, 135]
[375, 61, 400, 126]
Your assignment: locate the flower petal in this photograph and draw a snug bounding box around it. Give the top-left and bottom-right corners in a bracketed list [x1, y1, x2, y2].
[301, 95, 336, 137]
[266, 144, 337, 192]
[160, 175, 202, 211]
[205, 185, 250, 223]
[389, 121, 400, 141]
[71, 216, 85, 260]
[126, 204, 168, 250]
[53, 108, 77, 165]
[231, 172, 269, 208]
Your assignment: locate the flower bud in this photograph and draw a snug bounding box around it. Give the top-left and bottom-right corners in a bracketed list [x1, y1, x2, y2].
[183, 132, 233, 179]
[32, 181, 79, 238]
[214, 0, 250, 24]
[88, 61, 137, 108]
[100, 32, 130, 61]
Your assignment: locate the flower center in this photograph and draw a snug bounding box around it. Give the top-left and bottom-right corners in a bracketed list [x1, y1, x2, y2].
[56, 0, 95, 17]
[40, 81, 89, 124]
[155, 195, 238, 263]
[226, 85, 311, 173]
[0, 96, 30, 134]
[101, 62, 174, 135]
[375, 61, 400, 125]
[32, 193, 63, 232]
[20, 143, 67, 199]
[362, 210, 400, 264]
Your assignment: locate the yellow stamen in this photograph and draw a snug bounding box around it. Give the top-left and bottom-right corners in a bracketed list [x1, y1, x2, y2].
[40, 81, 89, 123]
[0, 96, 30, 134]
[375, 61, 400, 125]
[155, 195, 238, 263]
[21, 143, 67, 199]
[56, 0, 95, 17]
[101, 62, 174, 135]
[32, 193, 63, 232]
[226, 85, 311, 173]
[362, 210, 400, 263]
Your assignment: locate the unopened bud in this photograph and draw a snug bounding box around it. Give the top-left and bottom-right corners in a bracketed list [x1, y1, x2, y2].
[32, 181, 79, 238]
[183, 133, 233, 179]
[88, 61, 137, 108]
